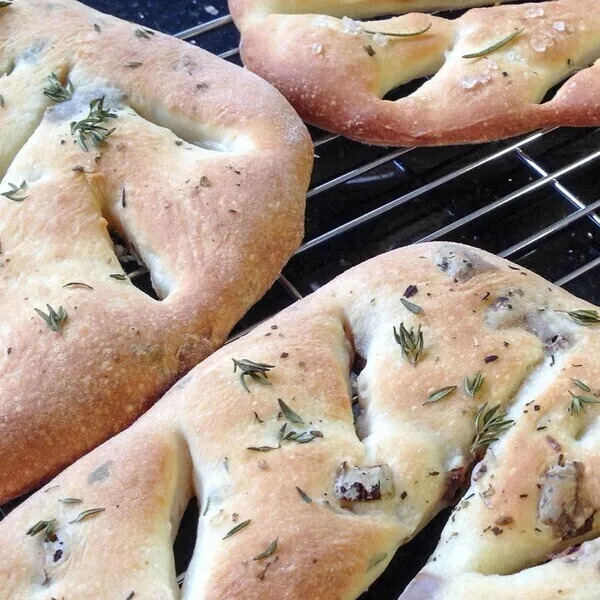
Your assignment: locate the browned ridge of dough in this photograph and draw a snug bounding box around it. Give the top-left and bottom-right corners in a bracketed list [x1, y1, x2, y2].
[230, 0, 600, 146]
[0, 0, 312, 503]
[1, 242, 599, 599]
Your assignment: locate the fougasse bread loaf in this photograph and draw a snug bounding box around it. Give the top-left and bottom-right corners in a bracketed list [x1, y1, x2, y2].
[231, 0, 600, 146]
[1, 242, 599, 599]
[0, 0, 312, 504]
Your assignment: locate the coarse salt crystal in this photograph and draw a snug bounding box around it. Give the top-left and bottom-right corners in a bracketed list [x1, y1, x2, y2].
[312, 42, 324, 55]
[373, 32, 389, 47]
[525, 6, 544, 18]
[341, 16, 362, 35]
[204, 5, 219, 15]
[460, 75, 480, 90]
[531, 38, 548, 52]
[553, 21, 566, 32]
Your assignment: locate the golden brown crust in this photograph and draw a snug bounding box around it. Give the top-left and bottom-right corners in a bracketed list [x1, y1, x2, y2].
[1, 242, 600, 598]
[232, 0, 600, 146]
[0, 0, 312, 503]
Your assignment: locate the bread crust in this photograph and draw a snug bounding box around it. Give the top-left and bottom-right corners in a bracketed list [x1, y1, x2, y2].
[232, 0, 600, 146]
[0, 0, 312, 503]
[1, 242, 599, 599]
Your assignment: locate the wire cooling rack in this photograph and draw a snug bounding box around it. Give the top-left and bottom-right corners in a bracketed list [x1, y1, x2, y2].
[3, 2, 600, 597]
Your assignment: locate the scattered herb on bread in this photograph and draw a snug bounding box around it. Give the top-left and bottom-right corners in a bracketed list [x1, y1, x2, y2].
[135, 27, 155, 39]
[559, 309, 600, 325]
[1, 180, 28, 201]
[35, 304, 68, 333]
[568, 392, 599, 414]
[232, 358, 274, 392]
[223, 519, 251, 539]
[26, 519, 56, 541]
[401, 298, 422, 314]
[464, 372, 484, 398]
[69, 507, 105, 523]
[462, 28, 523, 59]
[424, 386, 457, 405]
[296, 487, 312, 503]
[364, 23, 432, 38]
[393, 322, 424, 366]
[471, 403, 513, 454]
[70, 97, 117, 152]
[43, 73, 74, 103]
[278, 398, 303, 423]
[253, 537, 278, 560]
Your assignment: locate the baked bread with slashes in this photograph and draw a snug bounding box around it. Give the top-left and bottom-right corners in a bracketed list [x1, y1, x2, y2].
[1, 242, 598, 599]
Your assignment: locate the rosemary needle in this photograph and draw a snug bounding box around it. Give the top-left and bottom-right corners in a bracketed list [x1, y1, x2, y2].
[462, 28, 523, 59]
[363, 23, 432, 38]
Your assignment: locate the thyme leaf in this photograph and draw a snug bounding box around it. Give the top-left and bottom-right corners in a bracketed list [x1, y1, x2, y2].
[253, 537, 278, 560]
[568, 392, 599, 415]
[26, 519, 56, 541]
[364, 23, 432, 38]
[296, 486, 312, 503]
[70, 97, 117, 152]
[400, 297, 422, 314]
[471, 403, 513, 454]
[424, 385, 457, 405]
[223, 519, 251, 540]
[59, 498, 83, 504]
[1, 180, 28, 202]
[232, 358, 274, 393]
[110, 273, 128, 280]
[462, 28, 523, 59]
[366, 552, 388, 572]
[35, 304, 68, 333]
[278, 398, 303, 423]
[393, 322, 424, 367]
[464, 371, 484, 398]
[571, 378, 591, 393]
[247, 445, 279, 452]
[69, 508, 105, 523]
[43, 73, 74, 103]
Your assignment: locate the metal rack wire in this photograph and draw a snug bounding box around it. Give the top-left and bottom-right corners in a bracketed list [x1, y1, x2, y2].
[2, 4, 600, 597]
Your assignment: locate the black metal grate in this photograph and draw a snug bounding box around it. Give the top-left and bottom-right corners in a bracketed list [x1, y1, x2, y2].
[3, 2, 600, 597]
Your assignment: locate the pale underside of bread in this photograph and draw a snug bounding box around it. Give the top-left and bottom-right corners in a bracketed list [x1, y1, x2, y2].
[1, 242, 599, 599]
[0, 0, 312, 504]
[231, 0, 600, 146]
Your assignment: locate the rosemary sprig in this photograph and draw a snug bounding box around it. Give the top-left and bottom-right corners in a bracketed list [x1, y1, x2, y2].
[70, 97, 117, 152]
[366, 552, 388, 572]
[424, 385, 457, 405]
[35, 304, 68, 333]
[43, 73, 74, 103]
[558, 309, 600, 326]
[223, 519, 251, 539]
[364, 23, 432, 38]
[571, 378, 591, 393]
[470, 403, 514, 454]
[393, 322, 424, 366]
[568, 391, 599, 415]
[464, 372, 484, 398]
[1, 180, 28, 202]
[296, 487, 312, 503]
[253, 537, 278, 560]
[278, 398, 303, 423]
[400, 297, 422, 314]
[462, 28, 523, 59]
[26, 519, 56, 541]
[69, 508, 105, 523]
[232, 358, 274, 393]
[135, 27, 155, 39]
